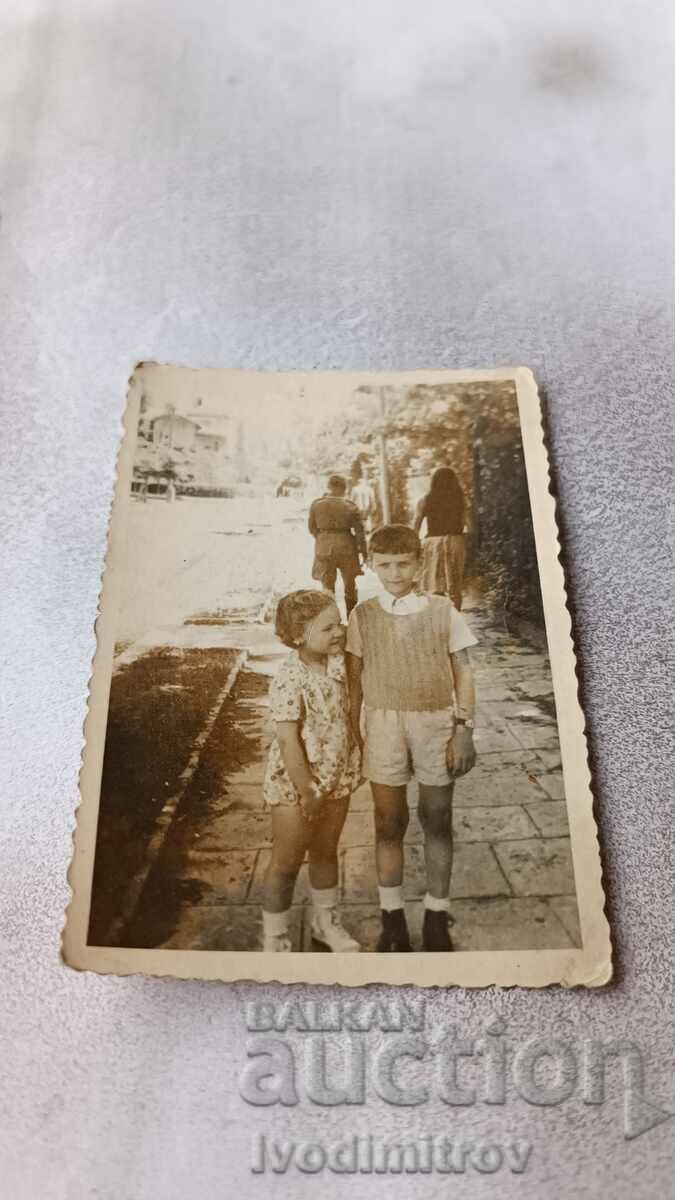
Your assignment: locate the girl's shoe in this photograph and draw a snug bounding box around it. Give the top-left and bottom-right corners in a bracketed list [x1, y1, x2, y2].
[376, 908, 412, 952]
[263, 932, 293, 952]
[311, 908, 360, 952]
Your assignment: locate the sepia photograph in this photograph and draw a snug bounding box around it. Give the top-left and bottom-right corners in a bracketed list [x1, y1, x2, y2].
[10, 3, 674, 1193]
[65, 366, 610, 986]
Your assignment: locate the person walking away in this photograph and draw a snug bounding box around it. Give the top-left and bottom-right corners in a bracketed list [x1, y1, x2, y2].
[414, 466, 466, 610]
[351, 469, 377, 534]
[309, 474, 367, 617]
[346, 525, 477, 952]
[261, 590, 362, 952]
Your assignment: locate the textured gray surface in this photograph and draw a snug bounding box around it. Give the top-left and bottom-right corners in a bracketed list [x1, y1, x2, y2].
[1, 2, 673, 1196]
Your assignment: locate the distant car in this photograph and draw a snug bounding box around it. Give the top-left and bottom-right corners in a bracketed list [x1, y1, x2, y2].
[276, 475, 304, 496]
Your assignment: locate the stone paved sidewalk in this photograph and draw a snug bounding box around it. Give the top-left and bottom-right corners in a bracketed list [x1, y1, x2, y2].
[136, 574, 581, 954]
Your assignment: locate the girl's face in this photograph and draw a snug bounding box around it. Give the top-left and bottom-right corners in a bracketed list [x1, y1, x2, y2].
[302, 603, 344, 657]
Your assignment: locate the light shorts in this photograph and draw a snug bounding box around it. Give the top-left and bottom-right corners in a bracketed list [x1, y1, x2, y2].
[363, 707, 456, 787]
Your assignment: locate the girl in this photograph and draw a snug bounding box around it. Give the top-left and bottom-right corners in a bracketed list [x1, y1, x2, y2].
[262, 590, 362, 952]
[413, 466, 467, 610]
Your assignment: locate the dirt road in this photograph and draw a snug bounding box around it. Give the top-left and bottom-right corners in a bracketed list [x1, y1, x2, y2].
[116, 492, 315, 643]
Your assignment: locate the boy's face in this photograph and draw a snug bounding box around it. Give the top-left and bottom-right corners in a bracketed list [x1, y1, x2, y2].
[370, 551, 420, 598]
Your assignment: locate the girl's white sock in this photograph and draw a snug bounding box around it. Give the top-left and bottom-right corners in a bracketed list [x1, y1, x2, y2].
[311, 886, 338, 910]
[424, 892, 450, 913]
[262, 909, 291, 936]
[378, 885, 404, 912]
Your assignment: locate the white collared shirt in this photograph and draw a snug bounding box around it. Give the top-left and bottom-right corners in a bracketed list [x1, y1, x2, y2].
[346, 589, 477, 658]
[377, 590, 429, 616]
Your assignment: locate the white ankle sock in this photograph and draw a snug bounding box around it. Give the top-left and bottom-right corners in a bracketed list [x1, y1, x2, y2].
[379, 885, 404, 912]
[424, 892, 450, 913]
[311, 886, 338, 910]
[262, 909, 290, 936]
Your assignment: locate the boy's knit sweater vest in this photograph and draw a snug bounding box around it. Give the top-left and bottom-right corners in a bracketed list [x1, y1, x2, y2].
[355, 595, 455, 711]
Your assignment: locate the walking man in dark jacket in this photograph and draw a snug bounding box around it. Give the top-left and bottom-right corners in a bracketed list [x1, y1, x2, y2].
[309, 474, 367, 616]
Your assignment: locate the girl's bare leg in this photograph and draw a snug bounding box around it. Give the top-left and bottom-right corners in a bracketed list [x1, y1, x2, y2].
[262, 805, 312, 912]
[308, 793, 350, 888]
[308, 794, 360, 951]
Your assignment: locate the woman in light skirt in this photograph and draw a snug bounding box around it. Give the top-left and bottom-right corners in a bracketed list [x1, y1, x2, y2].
[413, 466, 466, 610]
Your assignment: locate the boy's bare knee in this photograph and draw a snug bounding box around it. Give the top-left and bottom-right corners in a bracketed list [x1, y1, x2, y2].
[419, 792, 452, 839]
[374, 807, 409, 844]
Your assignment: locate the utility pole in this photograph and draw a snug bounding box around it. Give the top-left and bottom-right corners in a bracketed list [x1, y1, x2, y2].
[378, 387, 391, 523]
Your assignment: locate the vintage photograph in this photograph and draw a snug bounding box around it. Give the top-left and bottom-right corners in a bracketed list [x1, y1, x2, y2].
[64, 366, 610, 986]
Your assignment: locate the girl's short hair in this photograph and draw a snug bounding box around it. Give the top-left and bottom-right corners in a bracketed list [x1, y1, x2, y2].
[369, 524, 421, 557]
[275, 589, 335, 648]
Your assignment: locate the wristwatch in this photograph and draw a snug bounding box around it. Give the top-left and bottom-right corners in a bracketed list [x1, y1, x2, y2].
[455, 717, 475, 729]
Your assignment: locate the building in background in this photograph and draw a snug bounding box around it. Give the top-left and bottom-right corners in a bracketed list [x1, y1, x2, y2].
[132, 401, 237, 495]
[152, 409, 198, 454]
[186, 402, 234, 490]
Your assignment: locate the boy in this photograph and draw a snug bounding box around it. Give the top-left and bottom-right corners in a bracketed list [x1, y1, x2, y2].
[346, 524, 477, 952]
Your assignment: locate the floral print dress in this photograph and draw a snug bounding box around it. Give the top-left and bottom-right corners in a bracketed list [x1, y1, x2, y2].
[263, 651, 361, 807]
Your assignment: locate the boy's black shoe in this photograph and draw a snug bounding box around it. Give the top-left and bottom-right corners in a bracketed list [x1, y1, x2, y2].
[376, 908, 412, 952]
[422, 908, 453, 952]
